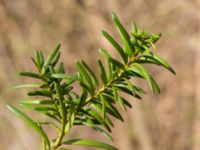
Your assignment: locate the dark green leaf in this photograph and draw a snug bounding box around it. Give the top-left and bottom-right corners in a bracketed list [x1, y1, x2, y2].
[102, 30, 127, 63]
[104, 100, 124, 122]
[102, 93, 115, 103]
[131, 63, 160, 93]
[109, 57, 124, 69]
[99, 48, 111, 59]
[118, 96, 126, 111]
[41, 44, 61, 74]
[56, 62, 65, 74]
[28, 90, 51, 98]
[77, 90, 88, 110]
[38, 50, 44, 68]
[83, 119, 113, 141]
[79, 81, 93, 95]
[44, 112, 60, 122]
[20, 99, 54, 106]
[112, 87, 126, 110]
[98, 59, 108, 85]
[125, 79, 146, 95]
[99, 95, 106, 119]
[130, 84, 147, 94]
[113, 84, 141, 99]
[102, 93, 124, 121]
[35, 50, 42, 69]
[121, 97, 132, 108]
[76, 60, 95, 93]
[52, 74, 77, 84]
[62, 139, 118, 150]
[20, 72, 40, 79]
[91, 103, 114, 127]
[31, 106, 55, 112]
[51, 52, 61, 66]
[81, 60, 99, 86]
[7, 105, 50, 148]
[54, 82, 66, 120]
[126, 80, 136, 96]
[107, 59, 113, 80]
[112, 12, 133, 55]
[100, 49, 123, 75]
[139, 53, 176, 74]
[49, 65, 56, 74]
[88, 109, 111, 132]
[31, 57, 41, 70]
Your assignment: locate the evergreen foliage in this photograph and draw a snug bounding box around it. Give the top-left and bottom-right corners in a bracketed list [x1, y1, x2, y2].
[7, 12, 175, 150]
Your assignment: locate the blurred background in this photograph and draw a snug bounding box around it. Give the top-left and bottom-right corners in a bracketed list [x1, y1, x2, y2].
[0, 0, 199, 149]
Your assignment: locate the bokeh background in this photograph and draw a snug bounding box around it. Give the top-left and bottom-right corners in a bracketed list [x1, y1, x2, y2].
[0, 0, 200, 150]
